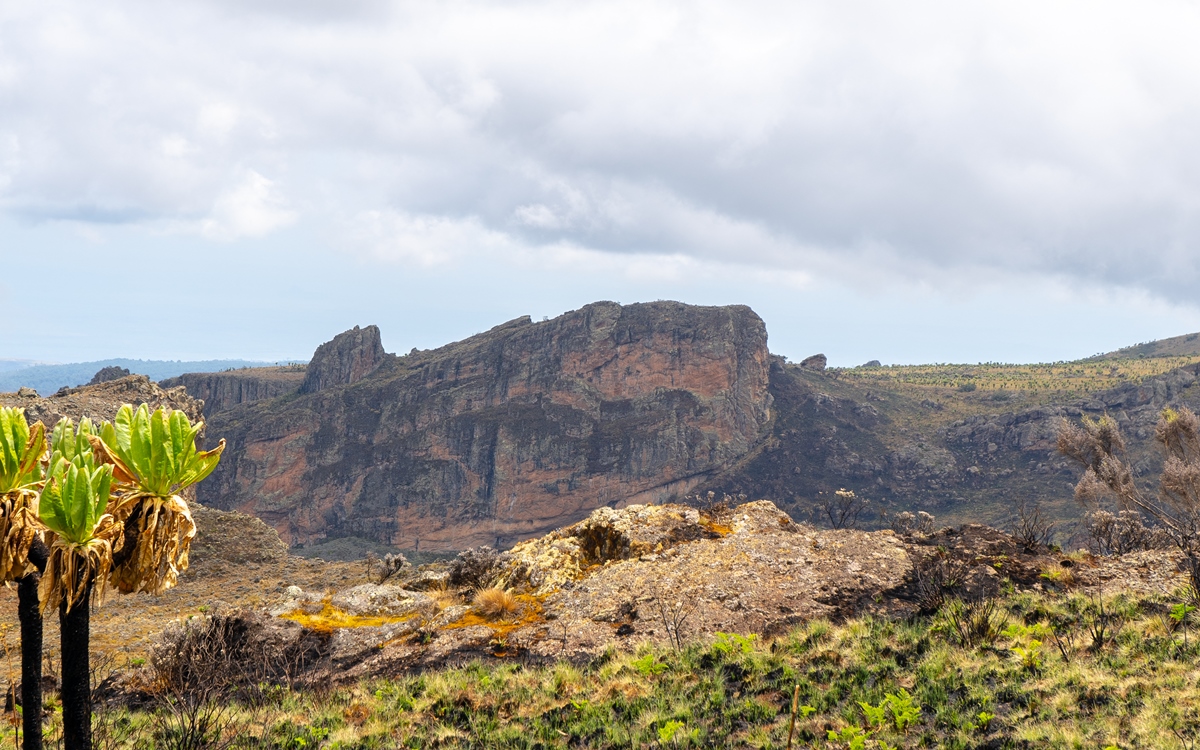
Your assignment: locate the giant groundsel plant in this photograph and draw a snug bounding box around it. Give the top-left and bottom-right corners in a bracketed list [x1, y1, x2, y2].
[96, 404, 224, 595]
[38, 418, 120, 613]
[0, 407, 46, 582]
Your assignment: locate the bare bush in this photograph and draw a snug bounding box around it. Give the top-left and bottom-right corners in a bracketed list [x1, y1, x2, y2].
[148, 610, 329, 750]
[912, 547, 968, 613]
[365, 551, 410, 584]
[1085, 509, 1169, 556]
[1059, 407, 1200, 594]
[888, 510, 936, 536]
[649, 577, 699, 652]
[685, 491, 745, 522]
[151, 609, 323, 701]
[1013, 497, 1056, 552]
[821, 488, 868, 530]
[448, 546, 503, 591]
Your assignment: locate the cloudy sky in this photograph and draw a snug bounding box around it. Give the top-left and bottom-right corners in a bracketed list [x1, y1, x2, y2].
[3, 0, 1200, 366]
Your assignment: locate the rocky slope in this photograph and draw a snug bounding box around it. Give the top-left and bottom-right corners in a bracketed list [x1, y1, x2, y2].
[199, 301, 772, 551]
[701, 357, 1200, 532]
[160, 366, 306, 416]
[255, 499, 1173, 679]
[0, 374, 203, 429]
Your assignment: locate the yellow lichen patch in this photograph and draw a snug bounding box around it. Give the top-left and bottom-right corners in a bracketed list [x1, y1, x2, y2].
[280, 601, 416, 634]
[444, 593, 546, 639]
[700, 519, 732, 537]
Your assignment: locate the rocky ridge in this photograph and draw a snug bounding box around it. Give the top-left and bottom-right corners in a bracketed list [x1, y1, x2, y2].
[0, 374, 203, 429]
[701, 357, 1200, 530]
[247, 498, 1180, 681]
[200, 301, 773, 551]
[160, 367, 306, 416]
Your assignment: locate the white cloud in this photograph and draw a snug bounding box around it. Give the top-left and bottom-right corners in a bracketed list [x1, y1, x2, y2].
[201, 170, 295, 240]
[1, 0, 1200, 305]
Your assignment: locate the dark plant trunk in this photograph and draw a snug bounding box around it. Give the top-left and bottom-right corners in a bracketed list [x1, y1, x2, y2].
[17, 573, 42, 750]
[18, 537, 49, 750]
[60, 582, 92, 750]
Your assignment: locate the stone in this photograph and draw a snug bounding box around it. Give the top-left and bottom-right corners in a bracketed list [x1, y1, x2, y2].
[799, 354, 827, 370]
[330, 584, 431, 617]
[299, 325, 386, 395]
[88, 366, 131, 385]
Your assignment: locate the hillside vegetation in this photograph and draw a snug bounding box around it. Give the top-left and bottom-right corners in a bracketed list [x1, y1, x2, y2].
[7, 585, 1199, 749]
[837, 356, 1200, 400]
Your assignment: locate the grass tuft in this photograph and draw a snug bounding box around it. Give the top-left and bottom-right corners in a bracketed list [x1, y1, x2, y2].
[473, 587, 520, 620]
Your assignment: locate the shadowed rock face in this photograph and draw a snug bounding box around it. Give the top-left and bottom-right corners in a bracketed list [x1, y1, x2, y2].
[161, 368, 306, 416]
[199, 301, 772, 551]
[300, 325, 386, 395]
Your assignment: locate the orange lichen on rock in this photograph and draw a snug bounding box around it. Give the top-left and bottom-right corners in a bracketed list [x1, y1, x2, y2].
[280, 601, 417, 634]
[700, 518, 732, 537]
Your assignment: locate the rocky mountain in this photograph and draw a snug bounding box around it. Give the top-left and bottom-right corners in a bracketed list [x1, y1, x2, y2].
[160, 366, 306, 416]
[699, 356, 1200, 532]
[198, 302, 772, 551]
[139, 300, 1200, 553]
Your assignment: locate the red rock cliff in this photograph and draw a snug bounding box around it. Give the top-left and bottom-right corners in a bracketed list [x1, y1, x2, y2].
[198, 301, 772, 551]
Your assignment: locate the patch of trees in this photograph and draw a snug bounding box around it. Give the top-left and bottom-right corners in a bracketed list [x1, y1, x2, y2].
[0, 404, 223, 750]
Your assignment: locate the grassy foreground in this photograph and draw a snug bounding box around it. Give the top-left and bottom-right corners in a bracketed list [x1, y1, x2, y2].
[12, 586, 1200, 749]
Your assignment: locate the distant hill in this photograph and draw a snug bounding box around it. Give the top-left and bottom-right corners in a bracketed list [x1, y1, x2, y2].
[0, 359, 39, 373]
[0, 359, 300, 395]
[1088, 331, 1200, 360]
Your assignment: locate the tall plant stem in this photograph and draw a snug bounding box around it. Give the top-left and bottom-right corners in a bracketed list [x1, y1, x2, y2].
[16, 574, 42, 750]
[18, 538, 48, 750]
[59, 582, 92, 750]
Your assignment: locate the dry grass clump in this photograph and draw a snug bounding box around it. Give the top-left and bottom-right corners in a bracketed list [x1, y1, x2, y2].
[473, 587, 519, 620]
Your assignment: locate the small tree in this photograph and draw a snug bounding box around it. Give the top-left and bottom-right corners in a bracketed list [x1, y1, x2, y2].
[821, 488, 868, 530]
[1059, 407, 1200, 595]
[33, 405, 224, 750]
[0, 408, 48, 750]
[38, 418, 121, 750]
[93, 404, 224, 595]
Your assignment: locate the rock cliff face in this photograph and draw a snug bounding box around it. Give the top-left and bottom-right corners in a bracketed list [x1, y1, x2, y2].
[299, 325, 386, 395]
[200, 302, 772, 551]
[161, 368, 306, 416]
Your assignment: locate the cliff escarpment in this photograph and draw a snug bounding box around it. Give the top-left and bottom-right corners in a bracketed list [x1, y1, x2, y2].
[198, 301, 772, 551]
[161, 367, 306, 416]
[701, 356, 1200, 530]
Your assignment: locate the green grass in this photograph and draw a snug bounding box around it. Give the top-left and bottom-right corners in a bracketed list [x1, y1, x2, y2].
[16, 586, 1200, 748]
[835, 356, 1200, 398]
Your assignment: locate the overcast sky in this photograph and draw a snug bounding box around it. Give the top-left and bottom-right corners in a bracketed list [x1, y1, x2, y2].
[4, 0, 1200, 366]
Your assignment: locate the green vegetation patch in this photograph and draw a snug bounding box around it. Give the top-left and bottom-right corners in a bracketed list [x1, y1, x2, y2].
[20, 586, 1200, 748]
[835, 356, 1200, 396]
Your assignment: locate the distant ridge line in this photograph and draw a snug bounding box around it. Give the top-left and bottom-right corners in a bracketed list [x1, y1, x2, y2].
[0, 358, 306, 395]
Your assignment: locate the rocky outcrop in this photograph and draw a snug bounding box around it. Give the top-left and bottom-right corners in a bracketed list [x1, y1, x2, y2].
[89, 366, 130, 385]
[299, 325, 386, 395]
[0, 374, 203, 431]
[161, 367, 306, 416]
[260, 500, 1081, 676]
[201, 301, 772, 551]
[799, 353, 827, 370]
